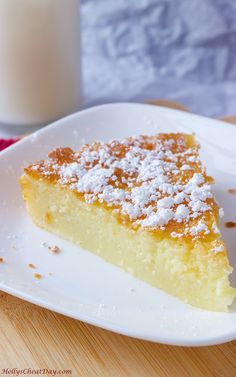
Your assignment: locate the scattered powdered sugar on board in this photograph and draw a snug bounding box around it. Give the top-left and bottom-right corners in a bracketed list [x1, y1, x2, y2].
[27, 133, 222, 239]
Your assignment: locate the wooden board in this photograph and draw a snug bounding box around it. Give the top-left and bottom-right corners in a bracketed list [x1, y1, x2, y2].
[1, 101, 236, 377]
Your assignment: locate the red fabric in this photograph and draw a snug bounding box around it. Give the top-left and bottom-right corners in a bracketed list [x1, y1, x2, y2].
[0, 138, 19, 152]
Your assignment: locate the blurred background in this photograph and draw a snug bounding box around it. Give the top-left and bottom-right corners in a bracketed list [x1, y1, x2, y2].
[82, 0, 236, 117]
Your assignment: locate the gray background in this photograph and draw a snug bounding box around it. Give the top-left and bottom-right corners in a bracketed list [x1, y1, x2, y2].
[81, 0, 236, 117]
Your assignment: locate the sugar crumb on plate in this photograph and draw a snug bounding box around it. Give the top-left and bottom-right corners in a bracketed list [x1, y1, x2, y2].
[34, 273, 42, 279]
[227, 188, 236, 194]
[41, 241, 61, 254]
[225, 221, 236, 228]
[48, 245, 61, 254]
[28, 263, 37, 269]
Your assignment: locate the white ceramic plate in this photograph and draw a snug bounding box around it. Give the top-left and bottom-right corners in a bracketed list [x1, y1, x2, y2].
[0, 103, 236, 346]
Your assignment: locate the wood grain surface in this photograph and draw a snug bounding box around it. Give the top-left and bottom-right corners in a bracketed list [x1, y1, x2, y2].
[1, 100, 236, 377]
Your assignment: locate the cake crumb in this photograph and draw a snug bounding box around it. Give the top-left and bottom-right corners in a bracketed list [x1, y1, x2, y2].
[48, 272, 53, 276]
[0, 257, 4, 263]
[227, 188, 236, 194]
[11, 244, 17, 250]
[28, 263, 37, 269]
[48, 245, 61, 254]
[34, 273, 42, 279]
[225, 221, 236, 228]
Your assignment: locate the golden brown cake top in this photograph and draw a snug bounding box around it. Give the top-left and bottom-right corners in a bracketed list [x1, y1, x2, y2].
[25, 133, 222, 241]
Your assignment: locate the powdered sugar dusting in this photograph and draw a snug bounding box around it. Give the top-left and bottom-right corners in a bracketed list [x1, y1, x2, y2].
[190, 220, 210, 236]
[26, 134, 220, 240]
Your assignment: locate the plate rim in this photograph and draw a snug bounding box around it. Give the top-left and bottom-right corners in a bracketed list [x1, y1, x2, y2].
[1, 101, 236, 158]
[1, 284, 236, 347]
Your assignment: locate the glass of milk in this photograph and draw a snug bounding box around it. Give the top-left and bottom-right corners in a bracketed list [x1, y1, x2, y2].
[0, 0, 81, 132]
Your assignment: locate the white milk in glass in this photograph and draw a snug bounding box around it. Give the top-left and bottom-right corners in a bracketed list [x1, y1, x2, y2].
[0, 0, 81, 130]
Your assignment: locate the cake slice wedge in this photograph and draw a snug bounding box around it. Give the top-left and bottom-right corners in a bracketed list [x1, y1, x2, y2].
[20, 133, 236, 311]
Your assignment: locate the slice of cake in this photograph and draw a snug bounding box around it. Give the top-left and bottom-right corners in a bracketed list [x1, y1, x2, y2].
[20, 133, 236, 311]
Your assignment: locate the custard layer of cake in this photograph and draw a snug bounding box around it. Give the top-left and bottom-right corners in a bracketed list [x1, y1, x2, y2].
[20, 133, 236, 311]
